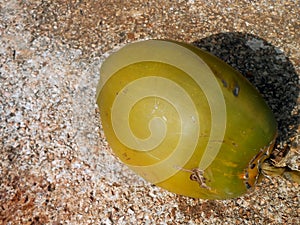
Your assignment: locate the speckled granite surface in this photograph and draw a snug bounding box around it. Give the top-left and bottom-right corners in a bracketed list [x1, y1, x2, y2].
[0, 0, 299, 224]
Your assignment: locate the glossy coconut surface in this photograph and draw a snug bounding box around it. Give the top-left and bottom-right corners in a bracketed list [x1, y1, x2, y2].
[96, 40, 277, 199]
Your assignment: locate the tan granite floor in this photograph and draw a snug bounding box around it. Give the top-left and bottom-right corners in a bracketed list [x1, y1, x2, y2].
[0, 0, 299, 224]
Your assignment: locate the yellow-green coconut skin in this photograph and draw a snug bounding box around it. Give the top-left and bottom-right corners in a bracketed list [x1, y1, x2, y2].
[96, 40, 277, 199]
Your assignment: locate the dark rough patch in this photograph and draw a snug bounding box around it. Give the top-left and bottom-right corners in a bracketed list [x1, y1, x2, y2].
[232, 83, 240, 97]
